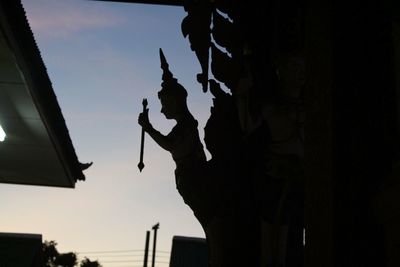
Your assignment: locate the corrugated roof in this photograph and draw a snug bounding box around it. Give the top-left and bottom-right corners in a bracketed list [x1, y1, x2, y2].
[0, 1, 86, 186]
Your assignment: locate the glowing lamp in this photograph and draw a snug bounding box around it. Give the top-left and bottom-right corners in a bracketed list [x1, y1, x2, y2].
[0, 124, 6, 142]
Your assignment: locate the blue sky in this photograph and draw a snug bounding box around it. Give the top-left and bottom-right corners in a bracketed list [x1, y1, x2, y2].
[1, 0, 214, 265]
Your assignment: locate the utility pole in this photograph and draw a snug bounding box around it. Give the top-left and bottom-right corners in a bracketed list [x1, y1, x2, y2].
[151, 223, 160, 267]
[143, 230, 150, 267]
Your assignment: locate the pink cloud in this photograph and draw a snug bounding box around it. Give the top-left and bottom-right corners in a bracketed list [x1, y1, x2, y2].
[22, 0, 125, 39]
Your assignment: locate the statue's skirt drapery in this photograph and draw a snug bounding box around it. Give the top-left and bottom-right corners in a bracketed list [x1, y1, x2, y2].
[174, 159, 214, 227]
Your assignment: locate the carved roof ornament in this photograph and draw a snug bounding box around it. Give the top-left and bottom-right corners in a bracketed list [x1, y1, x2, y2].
[211, 10, 239, 56]
[210, 43, 241, 91]
[181, 0, 212, 92]
[159, 48, 188, 98]
[159, 48, 177, 86]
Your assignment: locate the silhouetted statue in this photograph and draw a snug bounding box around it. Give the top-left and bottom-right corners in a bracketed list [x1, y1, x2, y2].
[138, 49, 210, 225]
[233, 53, 305, 267]
[138, 48, 304, 267]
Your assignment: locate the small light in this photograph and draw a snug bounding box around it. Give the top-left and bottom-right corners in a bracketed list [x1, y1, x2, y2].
[0, 124, 6, 142]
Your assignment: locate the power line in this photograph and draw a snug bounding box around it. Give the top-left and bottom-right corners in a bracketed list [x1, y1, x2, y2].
[156, 250, 171, 253]
[78, 253, 170, 256]
[76, 254, 170, 260]
[79, 254, 152, 258]
[100, 266, 167, 267]
[100, 260, 143, 263]
[101, 266, 168, 267]
[103, 266, 153, 267]
[77, 249, 144, 254]
[99, 260, 169, 264]
[79, 255, 142, 258]
[77, 249, 170, 254]
[80, 256, 171, 260]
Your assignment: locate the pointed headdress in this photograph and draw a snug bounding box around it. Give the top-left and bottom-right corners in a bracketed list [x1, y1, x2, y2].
[158, 48, 187, 99]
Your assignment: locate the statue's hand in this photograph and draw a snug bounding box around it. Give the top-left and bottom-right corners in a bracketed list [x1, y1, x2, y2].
[138, 108, 152, 131]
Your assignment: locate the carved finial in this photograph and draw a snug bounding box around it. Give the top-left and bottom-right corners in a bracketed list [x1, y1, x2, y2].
[158, 48, 188, 99]
[159, 48, 177, 85]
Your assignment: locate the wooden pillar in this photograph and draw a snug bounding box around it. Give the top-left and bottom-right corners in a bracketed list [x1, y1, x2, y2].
[305, 0, 394, 266]
[304, 0, 334, 266]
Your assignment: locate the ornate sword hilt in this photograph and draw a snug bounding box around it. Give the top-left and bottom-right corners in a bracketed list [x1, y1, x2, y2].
[138, 98, 148, 172]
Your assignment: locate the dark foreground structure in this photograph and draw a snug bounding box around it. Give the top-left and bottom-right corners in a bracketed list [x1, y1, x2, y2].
[0, 1, 88, 188]
[0, 232, 43, 267]
[169, 236, 208, 267]
[0, 2, 89, 265]
[108, 0, 400, 266]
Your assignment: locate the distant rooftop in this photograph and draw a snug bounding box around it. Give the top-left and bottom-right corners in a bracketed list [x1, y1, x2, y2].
[0, 232, 43, 266]
[169, 235, 208, 267]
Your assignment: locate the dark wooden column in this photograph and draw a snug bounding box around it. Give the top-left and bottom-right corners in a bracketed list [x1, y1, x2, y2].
[331, 1, 393, 266]
[304, 0, 334, 266]
[306, 0, 396, 266]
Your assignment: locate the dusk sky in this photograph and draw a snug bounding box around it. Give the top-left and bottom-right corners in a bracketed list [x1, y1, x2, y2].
[1, 0, 215, 265]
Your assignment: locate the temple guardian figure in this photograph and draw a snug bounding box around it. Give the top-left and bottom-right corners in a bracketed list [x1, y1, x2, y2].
[138, 49, 210, 226]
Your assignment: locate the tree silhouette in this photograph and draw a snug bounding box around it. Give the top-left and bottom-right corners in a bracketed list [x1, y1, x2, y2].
[80, 257, 102, 267]
[42, 240, 101, 267]
[43, 241, 59, 267]
[54, 252, 78, 267]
